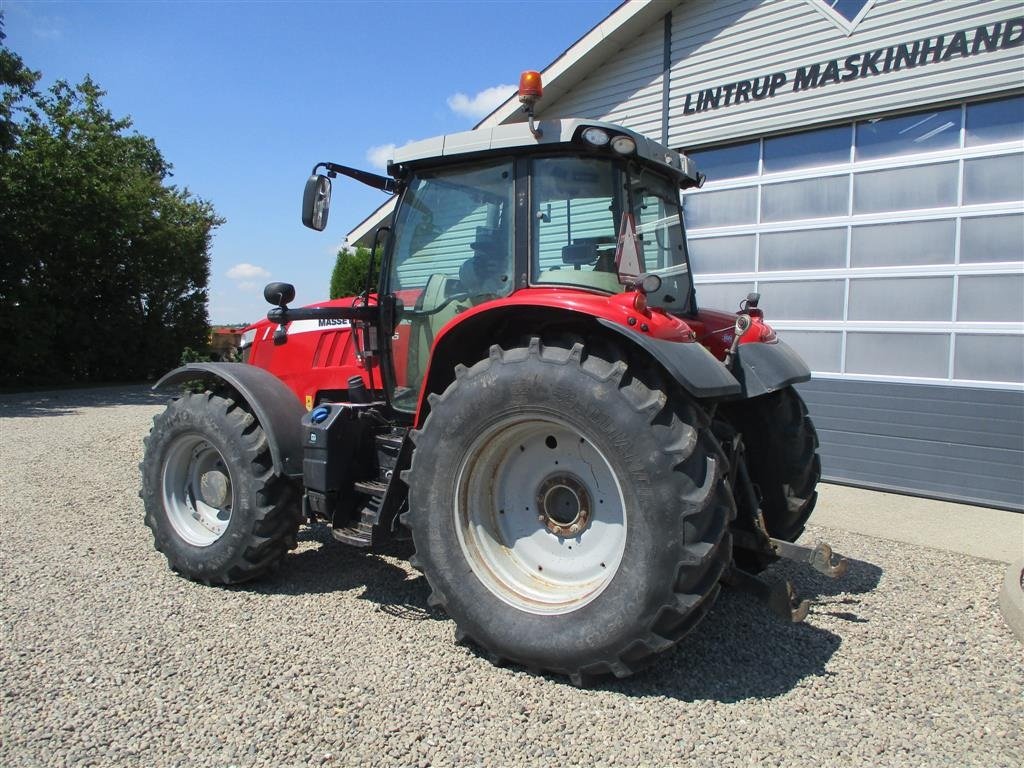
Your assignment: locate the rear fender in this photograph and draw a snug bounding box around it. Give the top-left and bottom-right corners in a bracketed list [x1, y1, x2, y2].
[153, 362, 305, 477]
[733, 339, 811, 398]
[415, 304, 743, 426]
[595, 318, 741, 399]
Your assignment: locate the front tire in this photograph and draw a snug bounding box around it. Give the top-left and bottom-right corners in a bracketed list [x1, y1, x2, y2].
[405, 339, 734, 683]
[140, 391, 301, 584]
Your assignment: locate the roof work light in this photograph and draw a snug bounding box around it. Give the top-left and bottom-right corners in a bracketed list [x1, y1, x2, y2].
[611, 135, 637, 155]
[581, 127, 611, 147]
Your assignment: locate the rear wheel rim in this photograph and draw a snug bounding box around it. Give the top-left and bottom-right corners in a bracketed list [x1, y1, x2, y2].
[162, 433, 234, 547]
[455, 416, 627, 615]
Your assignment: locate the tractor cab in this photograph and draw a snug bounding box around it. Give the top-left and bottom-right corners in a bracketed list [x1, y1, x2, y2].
[296, 115, 706, 416]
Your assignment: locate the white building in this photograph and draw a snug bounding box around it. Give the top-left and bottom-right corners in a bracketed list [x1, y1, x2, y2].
[351, 0, 1023, 510]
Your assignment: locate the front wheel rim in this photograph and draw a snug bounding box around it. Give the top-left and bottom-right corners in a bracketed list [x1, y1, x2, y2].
[455, 416, 627, 615]
[162, 433, 234, 547]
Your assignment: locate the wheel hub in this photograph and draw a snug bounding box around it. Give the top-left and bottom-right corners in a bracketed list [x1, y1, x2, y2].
[200, 469, 230, 508]
[455, 417, 627, 615]
[162, 434, 234, 547]
[536, 473, 591, 536]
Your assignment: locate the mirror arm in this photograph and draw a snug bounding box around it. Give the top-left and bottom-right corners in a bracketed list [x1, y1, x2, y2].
[314, 162, 397, 194]
[268, 304, 378, 343]
[267, 305, 377, 325]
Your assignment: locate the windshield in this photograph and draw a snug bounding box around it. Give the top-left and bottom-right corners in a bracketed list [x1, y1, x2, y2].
[388, 161, 514, 301]
[532, 156, 692, 312]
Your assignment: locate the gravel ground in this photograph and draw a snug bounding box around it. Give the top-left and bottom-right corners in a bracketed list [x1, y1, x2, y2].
[2, 385, 1022, 768]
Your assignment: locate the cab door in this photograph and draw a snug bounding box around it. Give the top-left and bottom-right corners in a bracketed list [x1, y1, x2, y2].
[380, 160, 516, 413]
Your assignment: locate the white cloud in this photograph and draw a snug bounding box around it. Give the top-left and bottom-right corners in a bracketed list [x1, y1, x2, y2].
[366, 143, 397, 170]
[226, 263, 270, 280]
[33, 25, 62, 40]
[10, 5, 65, 40]
[446, 83, 517, 120]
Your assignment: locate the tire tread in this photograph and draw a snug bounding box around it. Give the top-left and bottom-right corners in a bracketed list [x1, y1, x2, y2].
[406, 337, 734, 684]
[141, 391, 301, 585]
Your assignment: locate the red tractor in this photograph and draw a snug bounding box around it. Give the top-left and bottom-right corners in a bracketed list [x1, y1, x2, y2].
[141, 73, 842, 684]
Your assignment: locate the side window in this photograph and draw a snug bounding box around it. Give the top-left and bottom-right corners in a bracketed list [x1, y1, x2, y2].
[533, 157, 622, 293]
[636, 189, 676, 271]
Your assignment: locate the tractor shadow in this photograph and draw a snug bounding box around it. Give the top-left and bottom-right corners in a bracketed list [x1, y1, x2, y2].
[244, 525, 439, 621]
[602, 553, 884, 702]
[462, 552, 882, 702]
[247, 526, 883, 702]
[0, 384, 164, 416]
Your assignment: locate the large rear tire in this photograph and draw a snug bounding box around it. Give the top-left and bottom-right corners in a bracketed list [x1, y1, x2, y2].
[727, 386, 821, 543]
[405, 339, 734, 684]
[140, 391, 301, 585]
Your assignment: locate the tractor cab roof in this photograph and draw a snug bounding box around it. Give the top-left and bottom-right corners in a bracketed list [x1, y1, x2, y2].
[387, 118, 704, 190]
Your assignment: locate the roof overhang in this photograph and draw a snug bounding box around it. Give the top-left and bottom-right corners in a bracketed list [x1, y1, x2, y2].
[346, 0, 674, 247]
[478, 0, 669, 129]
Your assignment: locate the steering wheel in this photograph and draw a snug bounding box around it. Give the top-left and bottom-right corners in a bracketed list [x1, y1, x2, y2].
[402, 292, 470, 318]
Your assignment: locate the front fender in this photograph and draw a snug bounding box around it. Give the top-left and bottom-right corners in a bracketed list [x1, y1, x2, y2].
[153, 362, 305, 477]
[733, 340, 811, 398]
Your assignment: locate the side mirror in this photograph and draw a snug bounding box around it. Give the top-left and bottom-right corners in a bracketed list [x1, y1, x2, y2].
[264, 282, 295, 307]
[302, 174, 332, 231]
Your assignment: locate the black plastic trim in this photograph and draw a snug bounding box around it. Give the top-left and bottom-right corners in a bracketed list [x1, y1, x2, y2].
[153, 363, 306, 477]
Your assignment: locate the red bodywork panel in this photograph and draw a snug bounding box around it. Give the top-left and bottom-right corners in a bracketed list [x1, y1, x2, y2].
[243, 288, 777, 414]
[244, 297, 378, 411]
[689, 307, 777, 360]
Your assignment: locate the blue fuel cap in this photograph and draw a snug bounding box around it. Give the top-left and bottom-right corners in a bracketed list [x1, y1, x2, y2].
[310, 405, 331, 424]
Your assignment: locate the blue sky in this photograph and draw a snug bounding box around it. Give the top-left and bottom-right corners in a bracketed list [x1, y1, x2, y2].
[4, 0, 620, 323]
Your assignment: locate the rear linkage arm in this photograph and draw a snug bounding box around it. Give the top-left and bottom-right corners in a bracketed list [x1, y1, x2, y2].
[725, 531, 849, 623]
[715, 419, 848, 623]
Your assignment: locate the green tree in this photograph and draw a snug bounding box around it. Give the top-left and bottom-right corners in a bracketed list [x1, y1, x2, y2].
[0, 15, 39, 153]
[0, 47, 223, 386]
[329, 245, 380, 299]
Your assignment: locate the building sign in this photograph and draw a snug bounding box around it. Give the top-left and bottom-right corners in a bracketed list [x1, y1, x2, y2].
[682, 17, 1023, 115]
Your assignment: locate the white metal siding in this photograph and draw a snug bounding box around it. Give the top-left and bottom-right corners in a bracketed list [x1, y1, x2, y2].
[667, 0, 1024, 148]
[541, 21, 667, 140]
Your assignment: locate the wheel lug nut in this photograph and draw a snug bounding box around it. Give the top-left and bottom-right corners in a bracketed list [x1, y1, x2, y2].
[569, 523, 579, 533]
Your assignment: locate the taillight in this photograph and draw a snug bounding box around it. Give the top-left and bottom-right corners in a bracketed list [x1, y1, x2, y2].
[738, 317, 776, 343]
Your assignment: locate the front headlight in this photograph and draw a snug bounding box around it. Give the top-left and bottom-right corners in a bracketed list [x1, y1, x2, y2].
[239, 328, 256, 349]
